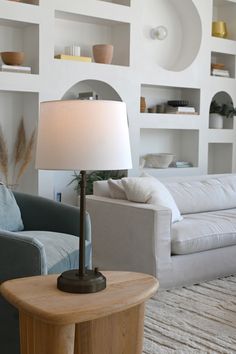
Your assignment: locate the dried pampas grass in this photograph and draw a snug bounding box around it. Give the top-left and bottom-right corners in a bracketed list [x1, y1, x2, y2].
[0, 125, 9, 185]
[0, 118, 36, 187]
[14, 118, 26, 165]
[16, 128, 36, 185]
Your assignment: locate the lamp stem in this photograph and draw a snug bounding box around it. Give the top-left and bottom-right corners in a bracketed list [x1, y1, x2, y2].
[79, 170, 86, 276]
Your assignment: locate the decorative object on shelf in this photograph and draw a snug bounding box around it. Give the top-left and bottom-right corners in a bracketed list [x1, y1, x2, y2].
[169, 161, 193, 168]
[211, 69, 229, 77]
[156, 103, 166, 113]
[54, 54, 92, 62]
[8, 0, 37, 3]
[92, 44, 114, 64]
[78, 91, 98, 100]
[65, 44, 81, 57]
[167, 100, 189, 107]
[211, 63, 225, 70]
[165, 106, 196, 114]
[209, 100, 236, 129]
[1, 51, 24, 66]
[140, 96, 146, 113]
[35, 100, 132, 294]
[145, 153, 174, 169]
[148, 107, 157, 113]
[209, 113, 224, 129]
[150, 25, 168, 40]
[69, 170, 127, 195]
[212, 21, 227, 38]
[0, 118, 36, 188]
[211, 61, 229, 77]
[0, 64, 31, 74]
[211, 64, 229, 77]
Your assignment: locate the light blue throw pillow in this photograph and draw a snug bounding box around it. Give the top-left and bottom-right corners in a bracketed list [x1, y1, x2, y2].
[0, 184, 24, 231]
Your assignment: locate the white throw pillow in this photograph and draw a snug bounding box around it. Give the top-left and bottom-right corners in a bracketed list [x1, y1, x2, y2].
[121, 176, 183, 223]
[108, 179, 127, 200]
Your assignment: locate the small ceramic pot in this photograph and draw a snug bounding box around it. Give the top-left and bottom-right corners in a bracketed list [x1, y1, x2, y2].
[212, 21, 227, 38]
[209, 113, 224, 129]
[92, 44, 114, 64]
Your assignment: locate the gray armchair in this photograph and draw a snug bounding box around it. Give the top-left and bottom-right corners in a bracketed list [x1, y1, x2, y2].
[0, 192, 91, 354]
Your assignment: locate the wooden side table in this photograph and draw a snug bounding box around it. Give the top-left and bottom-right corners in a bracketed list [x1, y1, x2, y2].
[0, 271, 158, 354]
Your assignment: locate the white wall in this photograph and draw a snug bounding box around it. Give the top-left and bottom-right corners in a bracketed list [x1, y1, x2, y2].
[1, 0, 236, 204]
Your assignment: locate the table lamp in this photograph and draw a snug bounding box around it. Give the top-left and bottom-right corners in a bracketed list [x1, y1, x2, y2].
[35, 100, 132, 293]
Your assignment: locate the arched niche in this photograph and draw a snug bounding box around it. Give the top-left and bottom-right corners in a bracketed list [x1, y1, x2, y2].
[142, 0, 202, 71]
[209, 91, 234, 130]
[61, 79, 122, 101]
[61, 79, 128, 180]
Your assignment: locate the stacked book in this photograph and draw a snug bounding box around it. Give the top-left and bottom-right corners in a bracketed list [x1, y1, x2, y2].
[0, 64, 31, 74]
[211, 63, 229, 77]
[170, 161, 193, 168]
[54, 54, 92, 62]
[211, 68, 230, 77]
[165, 106, 197, 114]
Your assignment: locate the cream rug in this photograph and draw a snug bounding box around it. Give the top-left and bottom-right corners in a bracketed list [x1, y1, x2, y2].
[143, 276, 236, 354]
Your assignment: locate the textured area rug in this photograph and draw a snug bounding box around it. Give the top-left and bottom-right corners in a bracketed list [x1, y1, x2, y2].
[143, 276, 236, 354]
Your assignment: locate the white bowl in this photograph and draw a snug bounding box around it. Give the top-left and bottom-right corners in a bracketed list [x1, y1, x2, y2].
[145, 153, 174, 169]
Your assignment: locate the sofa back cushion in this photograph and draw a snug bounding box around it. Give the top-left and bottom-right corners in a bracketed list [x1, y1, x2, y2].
[165, 175, 236, 214]
[0, 184, 24, 231]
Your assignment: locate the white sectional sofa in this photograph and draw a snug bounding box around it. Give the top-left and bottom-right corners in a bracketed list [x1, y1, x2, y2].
[87, 173, 236, 289]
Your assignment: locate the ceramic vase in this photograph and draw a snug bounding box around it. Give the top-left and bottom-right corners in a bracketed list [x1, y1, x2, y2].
[212, 21, 227, 38]
[209, 113, 224, 129]
[140, 97, 146, 113]
[92, 44, 114, 64]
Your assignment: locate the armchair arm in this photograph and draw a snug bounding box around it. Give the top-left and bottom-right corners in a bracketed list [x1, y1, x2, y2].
[86, 196, 172, 277]
[0, 230, 47, 283]
[13, 192, 91, 242]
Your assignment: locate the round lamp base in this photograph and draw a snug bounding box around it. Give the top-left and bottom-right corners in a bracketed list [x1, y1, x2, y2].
[57, 269, 106, 293]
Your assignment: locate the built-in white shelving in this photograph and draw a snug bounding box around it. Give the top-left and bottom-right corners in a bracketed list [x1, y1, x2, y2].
[0, 18, 39, 74]
[1, 0, 236, 202]
[213, 0, 236, 41]
[54, 10, 130, 67]
[99, 0, 130, 6]
[140, 84, 201, 115]
[139, 114, 200, 130]
[211, 51, 235, 78]
[208, 142, 233, 174]
[140, 128, 199, 170]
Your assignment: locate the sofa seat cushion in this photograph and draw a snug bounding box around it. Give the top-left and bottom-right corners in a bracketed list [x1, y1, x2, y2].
[171, 209, 236, 255]
[18, 231, 91, 274]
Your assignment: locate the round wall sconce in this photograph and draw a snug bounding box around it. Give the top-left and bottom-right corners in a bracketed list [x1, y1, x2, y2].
[150, 25, 168, 40]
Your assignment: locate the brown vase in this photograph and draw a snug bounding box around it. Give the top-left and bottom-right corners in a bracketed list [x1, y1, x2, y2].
[92, 44, 114, 64]
[140, 97, 146, 113]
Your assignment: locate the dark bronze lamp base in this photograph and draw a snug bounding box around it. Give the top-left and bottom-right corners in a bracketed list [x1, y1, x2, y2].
[57, 269, 106, 293]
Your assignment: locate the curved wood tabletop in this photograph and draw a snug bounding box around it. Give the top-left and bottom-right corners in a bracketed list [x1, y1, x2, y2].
[0, 271, 159, 325]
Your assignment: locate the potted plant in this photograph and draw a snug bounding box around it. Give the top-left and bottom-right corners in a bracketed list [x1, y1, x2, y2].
[209, 100, 236, 129]
[69, 169, 127, 196]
